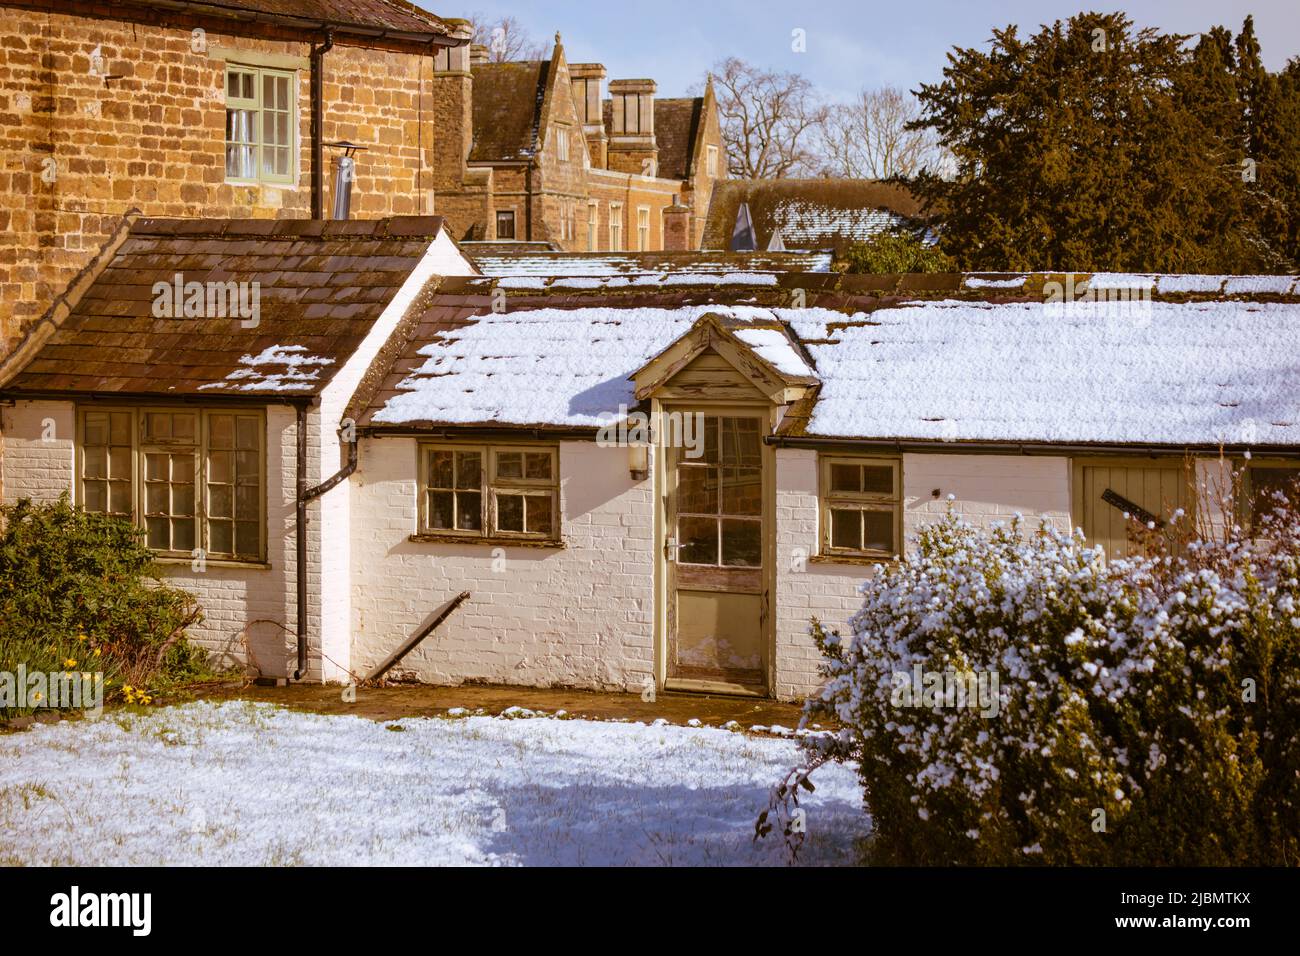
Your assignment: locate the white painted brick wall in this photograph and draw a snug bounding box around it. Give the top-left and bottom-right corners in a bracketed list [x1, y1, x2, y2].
[0, 401, 75, 500]
[1, 399, 320, 680]
[772, 450, 1073, 699]
[350, 437, 656, 691]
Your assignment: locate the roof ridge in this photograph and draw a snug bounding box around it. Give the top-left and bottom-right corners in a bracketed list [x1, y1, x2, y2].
[131, 216, 445, 240]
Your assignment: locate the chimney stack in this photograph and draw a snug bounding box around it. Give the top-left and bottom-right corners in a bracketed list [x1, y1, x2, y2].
[606, 78, 658, 176]
[569, 63, 608, 168]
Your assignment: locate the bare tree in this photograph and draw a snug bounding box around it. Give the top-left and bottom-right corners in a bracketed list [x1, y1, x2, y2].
[817, 86, 943, 178]
[703, 58, 828, 179]
[468, 13, 547, 62]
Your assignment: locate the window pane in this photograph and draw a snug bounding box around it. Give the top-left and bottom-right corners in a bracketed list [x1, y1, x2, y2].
[722, 466, 761, 516]
[428, 490, 453, 529]
[496, 452, 523, 480]
[497, 492, 524, 532]
[84, 447, 107, 479]
[84, 482, 106, 512]
[236, 417, 259, 449]
[84, 415, 107, 446]
[677, 463, 717, 514]
[210, 450, 232, 484]
[862, 465, 894, 496]
[210, 520, 233, 555]
[109, 412, 132, 445]
[830, 508, 861, 550]
[235, 522, 258, 556]
[429, 450, 453, 489]
[456, 452, 481, 490]
[863, 509, 895, 553]
[829, 463, 860, 493]
[210, 415, 234, 448]
[456, 491, 482, 531]
[109, 482, 131, 515]
[524, 452, 551, 480]
[235, 484, 258, 520]
[174, 520, 196, 552]
[209, 485, 232, 519]
[145, 452, 167, 481]
[236, 451, 258, 477]
[146, 483, 168, 513]
[526, 494, 553, 536]
[147, 517, 169, 550]
[721, 518, 761, 567]
[678, 515, 718, 565]
[109, 447, 131, 479]
[145, 413, 172, 440]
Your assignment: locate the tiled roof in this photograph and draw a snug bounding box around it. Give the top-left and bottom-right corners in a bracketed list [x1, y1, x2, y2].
[0, 217, 447, 398]
[128, 0, 461, 38]
[653, 97, 703, 181]
[468, 250, 833, 276]
[702, 179, 925, 252]
[358, 274, 1300, 450]
[469, 60, 549, 162]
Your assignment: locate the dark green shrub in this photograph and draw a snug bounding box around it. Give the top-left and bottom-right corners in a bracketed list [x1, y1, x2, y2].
[839, 229, 954, 274]
[1, 495, 206, 716]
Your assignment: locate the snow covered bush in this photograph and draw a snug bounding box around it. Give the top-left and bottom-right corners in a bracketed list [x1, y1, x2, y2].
[796, 501, 1300, 865]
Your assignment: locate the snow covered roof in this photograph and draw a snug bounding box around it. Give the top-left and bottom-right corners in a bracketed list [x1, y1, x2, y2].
[468, 250, 834, 277]
[360, 276, 1300, 450]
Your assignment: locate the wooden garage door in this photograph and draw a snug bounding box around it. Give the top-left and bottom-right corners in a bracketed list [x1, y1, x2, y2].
[1074, 460, 1190, 558]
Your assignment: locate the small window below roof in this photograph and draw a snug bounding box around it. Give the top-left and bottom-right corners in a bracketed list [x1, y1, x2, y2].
[819, 455, 902, 560]
[495, 209, 516, 240]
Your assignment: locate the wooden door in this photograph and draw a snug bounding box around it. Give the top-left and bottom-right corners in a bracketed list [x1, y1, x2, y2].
[1074, 459, 1190, 558]
[665, 412, 767, 690]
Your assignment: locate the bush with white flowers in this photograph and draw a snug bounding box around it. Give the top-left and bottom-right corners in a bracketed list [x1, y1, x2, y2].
[800, 508, 1300, 865]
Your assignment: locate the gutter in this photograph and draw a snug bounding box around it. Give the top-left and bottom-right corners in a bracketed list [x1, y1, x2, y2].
[763, 434, 1300, 459]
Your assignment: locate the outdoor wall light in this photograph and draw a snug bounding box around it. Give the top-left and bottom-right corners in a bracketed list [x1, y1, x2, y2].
[628, 444, 649, 481]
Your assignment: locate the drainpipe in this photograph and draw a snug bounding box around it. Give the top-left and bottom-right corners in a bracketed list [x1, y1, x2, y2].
[310, 30, 335, 220]
[524, 164, 533, 241]
[293, 419, 360, 681]
[294, 403, 309, 680]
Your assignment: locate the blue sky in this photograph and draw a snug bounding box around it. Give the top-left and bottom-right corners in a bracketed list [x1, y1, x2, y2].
[429, 1, 1300, 98]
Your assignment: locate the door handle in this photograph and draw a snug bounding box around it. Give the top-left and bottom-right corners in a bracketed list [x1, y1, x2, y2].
[664, 536, 681, 561]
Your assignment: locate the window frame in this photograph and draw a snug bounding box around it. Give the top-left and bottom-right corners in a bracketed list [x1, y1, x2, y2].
[706, 144, 719, 178]
[608, 202, 623, 250]
[818, 454, 903, 561]
[224, 63, 297, 186]
[587, 200, 599, 250]
[1240, 459, 1300, 529]
[636, 205, 651, 251]
[555, 126, 570, 162]
[76, 405, 267, 564]
[495, 209, 516, 240]
[417, 441, 561, 544]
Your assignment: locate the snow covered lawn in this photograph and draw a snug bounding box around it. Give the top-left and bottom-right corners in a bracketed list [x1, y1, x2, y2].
[0, 701, 869, 866]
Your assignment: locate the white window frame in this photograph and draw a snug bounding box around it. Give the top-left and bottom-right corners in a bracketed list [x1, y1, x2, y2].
[706, 144, 719, 178]
[609, 202, 623, 251]
[224, 63, 296, 185]
[418, 442, 561, 543]
[636, 205, 651, 251]
[818, 455, 903, 560]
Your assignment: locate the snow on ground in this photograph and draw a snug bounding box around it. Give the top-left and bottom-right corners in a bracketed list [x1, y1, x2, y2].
[0, 701, 869, 867]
